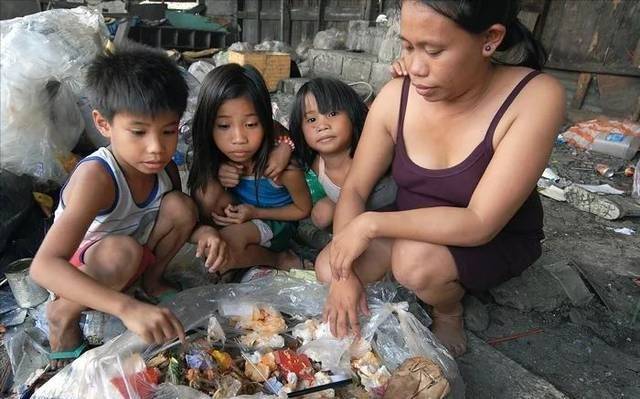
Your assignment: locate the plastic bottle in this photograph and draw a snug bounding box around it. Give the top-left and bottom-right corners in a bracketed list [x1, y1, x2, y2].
[589, 132, 640, 159]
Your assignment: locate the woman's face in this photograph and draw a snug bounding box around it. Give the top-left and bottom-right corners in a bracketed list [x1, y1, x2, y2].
[400, 0, 487, 102]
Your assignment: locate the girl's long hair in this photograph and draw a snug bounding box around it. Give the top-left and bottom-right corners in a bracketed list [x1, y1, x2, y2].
[188, 63, 274, 195]
[289, 77, 368, 170]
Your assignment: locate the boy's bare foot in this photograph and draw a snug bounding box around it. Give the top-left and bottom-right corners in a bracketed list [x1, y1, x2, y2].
[432, 303, 467, 357]
[47, 299, 84, 370]
[276, 250, 313, 270]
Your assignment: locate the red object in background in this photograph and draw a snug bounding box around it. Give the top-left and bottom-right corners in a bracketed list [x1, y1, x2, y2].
[274, 349, 315, 384]
[110, 367, 160, 399]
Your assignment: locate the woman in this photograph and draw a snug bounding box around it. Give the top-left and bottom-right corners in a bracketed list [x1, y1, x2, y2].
[315, 0, 566, 357]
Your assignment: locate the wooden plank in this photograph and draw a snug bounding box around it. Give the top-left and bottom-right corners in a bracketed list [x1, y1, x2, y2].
[280, 0, 290, 42]
[257, 0, 262, 41]
[533, 0, 551, 40]
[596, 74, 640, 117]
[571, 73, 592, 109]
[363, 0, 373, 20]
[316, 0, 325, 31]
[544, 61, 640, 78]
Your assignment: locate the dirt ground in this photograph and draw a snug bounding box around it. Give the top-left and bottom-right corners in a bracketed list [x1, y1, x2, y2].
[464, 143, 639, 399]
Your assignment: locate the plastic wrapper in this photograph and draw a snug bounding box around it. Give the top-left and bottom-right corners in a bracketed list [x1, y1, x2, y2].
[561, 118, 640, 151]
[313, 28, 347, 50]
[6, 326, 50, 392]
[188, 60, 216, 84]
[0, 7, 109, 184]
[34, 275, 463, 398]
[175, 70, 202, 172]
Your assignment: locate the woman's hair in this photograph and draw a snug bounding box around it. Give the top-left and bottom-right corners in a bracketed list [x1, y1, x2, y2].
[188, 63, 274, 195]
[405, 0, 547, 70]
[289, 77, 369, 170]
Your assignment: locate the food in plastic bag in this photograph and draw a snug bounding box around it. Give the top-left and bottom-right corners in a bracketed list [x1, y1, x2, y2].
[0, 7, 109, 184]
[34, 275, 464, 399]
[240, 332, 285, 349]
[207, 316, 226, 345]
[231, 305, 287, 335]
[382, 356, 450, 399]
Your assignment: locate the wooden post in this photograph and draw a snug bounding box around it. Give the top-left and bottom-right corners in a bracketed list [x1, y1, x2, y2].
[257, 0, 262, 43]
[571, 73, 592, 110]
[233, 0, 240, 42]
[316, 0, 325, 32]
[280, 0, 290, 43]
[364, 0, 374, 21]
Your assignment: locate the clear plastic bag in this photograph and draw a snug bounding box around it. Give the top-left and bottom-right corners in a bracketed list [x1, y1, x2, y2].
[34, 275, 463, 398]
[0, 7, 109, 184]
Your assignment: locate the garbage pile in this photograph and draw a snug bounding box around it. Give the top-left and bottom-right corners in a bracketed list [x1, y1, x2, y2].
[31, 274, 464, 399]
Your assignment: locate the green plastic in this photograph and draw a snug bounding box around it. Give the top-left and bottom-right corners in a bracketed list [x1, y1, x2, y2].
[49, 341, 88, 360]
[305, 169, 327, 205]
[165, 10, 227, 33]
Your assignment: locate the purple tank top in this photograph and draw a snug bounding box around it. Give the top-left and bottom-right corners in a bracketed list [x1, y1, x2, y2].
[391, 71, 544, 235]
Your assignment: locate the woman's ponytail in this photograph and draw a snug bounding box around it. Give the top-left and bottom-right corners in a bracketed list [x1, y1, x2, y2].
[498, 19, 547, 70]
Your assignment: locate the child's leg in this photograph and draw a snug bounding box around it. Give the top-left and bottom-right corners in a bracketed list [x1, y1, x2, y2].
[144, 191, 197, 296]
[311, 198, 336, 229]
[219, 222, 301, 272]
[48, 235, 143, 369]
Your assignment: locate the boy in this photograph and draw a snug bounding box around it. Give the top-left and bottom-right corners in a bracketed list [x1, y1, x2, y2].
[31, 43, 227, 369]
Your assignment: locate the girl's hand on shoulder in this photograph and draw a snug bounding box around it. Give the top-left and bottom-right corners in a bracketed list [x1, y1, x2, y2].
[389, 57, 408, 78]
[194, 226, 228, 272]
[218, 162, 244, 188]
[265, 141, 292, 182]
[330, 213, 374, 280]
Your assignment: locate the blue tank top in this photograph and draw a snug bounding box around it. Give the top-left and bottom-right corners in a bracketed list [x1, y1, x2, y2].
[231, 176, 293, 208]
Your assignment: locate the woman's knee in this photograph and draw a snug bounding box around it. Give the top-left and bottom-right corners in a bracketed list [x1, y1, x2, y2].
[391, 240, 455, 292]
[314, 246, 332, 283]
[160, 191, 198, 231]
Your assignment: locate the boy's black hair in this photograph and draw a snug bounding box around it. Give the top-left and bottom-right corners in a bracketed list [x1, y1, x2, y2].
[289, 77, 368, 170]
[188, 63, 274, 195]
[86, 41, 188, 122]
[401, 0, 547, 70]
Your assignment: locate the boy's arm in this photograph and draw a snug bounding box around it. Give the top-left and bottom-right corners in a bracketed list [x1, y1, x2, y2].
[30, 163, 132, 315]
[252, 169, 312, 221]
[31, 163, 185, 344]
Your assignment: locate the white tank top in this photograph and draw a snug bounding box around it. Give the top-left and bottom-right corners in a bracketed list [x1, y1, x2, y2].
[317, 157, 341, 203]
[54, 147, 174, 247]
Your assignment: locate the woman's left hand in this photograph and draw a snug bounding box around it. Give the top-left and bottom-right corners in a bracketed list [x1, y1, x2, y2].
[330, 213, 374, 280]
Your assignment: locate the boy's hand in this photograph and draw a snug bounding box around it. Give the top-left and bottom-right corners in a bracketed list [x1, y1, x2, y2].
[195, 226, 228, 272]
[119, 299, 185, 344]
[212, 204, 255, 225]
[389, 57, 408, 78]
[218, 162, 243, 188]
[265, 142, 292, 183]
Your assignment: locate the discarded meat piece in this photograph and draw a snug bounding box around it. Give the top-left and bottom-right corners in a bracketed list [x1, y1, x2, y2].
[382, 357, 450, 399]
[274, 349, 315, 384]
[186, 368, 201, 389]
[110, 367, 160, 399]
[232, 305, 287, 334]
[352, 351, 391, 395]
[244, 360, 271, 382]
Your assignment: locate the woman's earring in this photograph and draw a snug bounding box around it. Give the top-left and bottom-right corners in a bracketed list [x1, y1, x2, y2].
[485, 45, 492, 52]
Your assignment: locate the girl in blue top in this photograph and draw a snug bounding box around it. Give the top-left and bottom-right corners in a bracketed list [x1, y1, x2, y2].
[188, 64, 312, 273]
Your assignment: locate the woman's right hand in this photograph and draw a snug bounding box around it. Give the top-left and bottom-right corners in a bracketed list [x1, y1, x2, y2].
[323, 275, 370, 338]
[218, 162, 244, 188]
[389, 57, 408, 78]
[119, 299, 185, 345]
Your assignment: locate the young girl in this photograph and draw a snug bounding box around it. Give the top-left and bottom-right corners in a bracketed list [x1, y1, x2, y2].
[188, 64, 311, 273]
[289, 78, 397, 229]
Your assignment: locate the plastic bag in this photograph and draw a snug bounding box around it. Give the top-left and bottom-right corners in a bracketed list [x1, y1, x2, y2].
[0, 7, 109, 184]
[313, 28, 347, 50]
[34, 275, 463, 398]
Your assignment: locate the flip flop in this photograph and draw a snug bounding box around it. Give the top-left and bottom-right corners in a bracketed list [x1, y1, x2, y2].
[49, 341, 88, 361]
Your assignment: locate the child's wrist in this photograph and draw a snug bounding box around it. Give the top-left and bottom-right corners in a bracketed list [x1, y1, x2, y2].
[274, 135, 295, 152]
